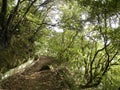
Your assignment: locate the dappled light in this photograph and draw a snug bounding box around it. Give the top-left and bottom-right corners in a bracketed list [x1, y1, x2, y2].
[0, 0, 120, 90]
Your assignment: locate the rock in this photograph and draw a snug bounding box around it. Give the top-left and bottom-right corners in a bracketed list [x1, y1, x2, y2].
[0, 56, 70, 90]
[1, 70, 69, 90]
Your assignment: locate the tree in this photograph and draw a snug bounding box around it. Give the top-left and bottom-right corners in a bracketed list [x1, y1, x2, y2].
[0, 0, 120, 89]
[0, 0, 55, 73]
[45, 0, 120, 89]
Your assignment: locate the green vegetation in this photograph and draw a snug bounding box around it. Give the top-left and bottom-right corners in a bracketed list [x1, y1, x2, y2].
[0, 0, 120, 89]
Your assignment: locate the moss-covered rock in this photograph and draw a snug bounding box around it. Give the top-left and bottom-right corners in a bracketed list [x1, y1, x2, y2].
[1, 70, 70, 90]
[0, 56, 70, 90]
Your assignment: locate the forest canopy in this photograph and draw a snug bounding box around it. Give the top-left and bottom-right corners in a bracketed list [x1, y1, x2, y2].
[0, 0, 120, 89]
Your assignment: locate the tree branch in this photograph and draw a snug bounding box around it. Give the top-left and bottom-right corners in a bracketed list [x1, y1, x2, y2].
[0, 0, 7, 29]
[6, 0, 21, 27]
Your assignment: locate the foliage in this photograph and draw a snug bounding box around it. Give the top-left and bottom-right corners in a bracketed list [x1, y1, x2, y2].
[0, 0, 55, 73]
[45, 0, 120, 89]
[101, 66, 120, 90]
[0, 0, 120, 90]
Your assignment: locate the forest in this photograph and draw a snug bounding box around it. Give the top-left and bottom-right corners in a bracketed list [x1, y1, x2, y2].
[0, 0, 120, 90]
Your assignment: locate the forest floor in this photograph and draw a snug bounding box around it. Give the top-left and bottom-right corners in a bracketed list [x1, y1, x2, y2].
[0, 70, 69, 90]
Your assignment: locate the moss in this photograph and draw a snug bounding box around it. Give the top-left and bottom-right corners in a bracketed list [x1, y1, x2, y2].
[1, 70, 69, 90]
